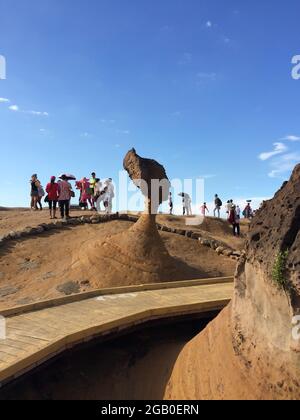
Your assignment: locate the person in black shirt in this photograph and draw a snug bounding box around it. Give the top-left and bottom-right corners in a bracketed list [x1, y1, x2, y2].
[30, 174, 39, 210]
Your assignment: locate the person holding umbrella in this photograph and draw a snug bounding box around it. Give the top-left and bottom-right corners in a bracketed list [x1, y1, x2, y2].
[58, 174, 74, 220]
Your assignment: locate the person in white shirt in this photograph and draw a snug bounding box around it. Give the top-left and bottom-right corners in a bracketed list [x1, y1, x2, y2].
[104, 178, 115, 214]
[180, 193, 192, 216]
[94, 178, 103, 211]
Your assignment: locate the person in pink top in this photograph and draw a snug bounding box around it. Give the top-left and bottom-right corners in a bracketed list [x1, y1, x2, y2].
[79, 178, 93, 210]
[46, 176, 59, 219]
[57, 175, 73, 219]
[201, 202, 209, 217]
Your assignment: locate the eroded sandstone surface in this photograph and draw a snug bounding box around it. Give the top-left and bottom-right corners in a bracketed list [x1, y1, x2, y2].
[165, 164, 300, 400]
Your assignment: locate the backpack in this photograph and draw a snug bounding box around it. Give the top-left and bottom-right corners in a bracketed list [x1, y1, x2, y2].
[216, 198, 222, 207]
[38, 187, 45, 197]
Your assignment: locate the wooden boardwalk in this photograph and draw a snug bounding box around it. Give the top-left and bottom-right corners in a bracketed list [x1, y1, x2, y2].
[0, 277, 233, 387]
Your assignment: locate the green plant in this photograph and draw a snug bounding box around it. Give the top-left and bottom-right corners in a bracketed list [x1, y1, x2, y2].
[272, 250, 289, 289]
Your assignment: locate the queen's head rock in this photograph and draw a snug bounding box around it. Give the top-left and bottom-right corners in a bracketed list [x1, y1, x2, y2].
[73, 149, 200, 288]
[124, 148, 171, 214]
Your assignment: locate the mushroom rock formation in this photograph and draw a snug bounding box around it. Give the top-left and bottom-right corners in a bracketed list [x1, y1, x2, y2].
[119, 148, 172, 265]
[165, 164, 300, 400]
[74, 149, 198, 287]
[123, 148, 171, 215]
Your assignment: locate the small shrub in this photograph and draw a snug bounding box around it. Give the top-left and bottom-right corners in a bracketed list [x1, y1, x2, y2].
[272, 250, 289, 289]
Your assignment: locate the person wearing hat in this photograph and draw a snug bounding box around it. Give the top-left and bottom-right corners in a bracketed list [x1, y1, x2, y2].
[58, 175, 73, 220]
[46, 176, 59, 219]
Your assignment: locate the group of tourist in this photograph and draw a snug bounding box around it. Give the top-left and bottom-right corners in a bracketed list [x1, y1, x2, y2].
[30, 172, 115, 220]
[30, 174, 255, 232]
[168, 191, 255, 237]
[75, 173, 115, 214]
[213, 195, 254, 237]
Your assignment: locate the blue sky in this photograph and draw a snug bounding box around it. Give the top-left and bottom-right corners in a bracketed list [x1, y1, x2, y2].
[0, 0, 299, 210]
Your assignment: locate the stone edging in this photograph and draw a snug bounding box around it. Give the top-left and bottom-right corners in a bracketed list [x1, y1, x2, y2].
[0, 213, 243, 261]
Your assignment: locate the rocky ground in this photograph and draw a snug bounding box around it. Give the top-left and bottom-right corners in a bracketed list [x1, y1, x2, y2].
[0, 209, 243, 310]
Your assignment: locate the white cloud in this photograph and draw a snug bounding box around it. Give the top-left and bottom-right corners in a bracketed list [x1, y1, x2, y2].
[27, 110, 49, 116]
[206, 21, 213, 28]
[116, 129, 130, 135]
[268, 153, 300, 178]
[258, 142, 287, 161]
[8, 104, 49, 116]
[281, 135, 300, 142]
[0, 98, 9, 103]
[9, 105, 19, 112]
[101, 119, 116, 124]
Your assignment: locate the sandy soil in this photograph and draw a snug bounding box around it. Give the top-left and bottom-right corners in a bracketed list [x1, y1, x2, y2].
[0, 219, 236, 310]
[156, 214, 248, 250]
[0, 209, 248, 248]
[0, 208, 93, 237]
[0, 318, 209, 400]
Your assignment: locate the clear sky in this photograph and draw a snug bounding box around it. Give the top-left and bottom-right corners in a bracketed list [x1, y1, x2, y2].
[0, 0, 299, 211]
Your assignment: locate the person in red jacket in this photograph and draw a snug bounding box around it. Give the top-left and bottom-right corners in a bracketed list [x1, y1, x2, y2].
[228, 204, 240, 237]
[46, 176, 59, 219]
